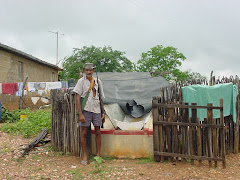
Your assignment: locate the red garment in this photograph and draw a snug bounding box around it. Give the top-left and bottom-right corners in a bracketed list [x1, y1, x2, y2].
[2, 83, 18, 95]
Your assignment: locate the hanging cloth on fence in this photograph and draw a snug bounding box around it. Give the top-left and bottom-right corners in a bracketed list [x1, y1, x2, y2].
[0, 83, 2, 94]
[34, 82, 46, 90]
[182, 83, 238, 122]
[2, 83, 18, 95]
[31, 97, 40, 105]
[45, 82, 62, 92]
[15, 82, 23, 96]
[27, 82, 37, 92]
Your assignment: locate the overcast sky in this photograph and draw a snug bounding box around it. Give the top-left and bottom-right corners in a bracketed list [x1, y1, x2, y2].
[0, 0, 239, 78]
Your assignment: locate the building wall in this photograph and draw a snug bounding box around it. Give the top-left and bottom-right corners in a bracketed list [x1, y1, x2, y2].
[0, 49, 58, 83]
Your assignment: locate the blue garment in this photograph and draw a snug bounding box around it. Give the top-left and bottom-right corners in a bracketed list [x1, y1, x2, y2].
[182, 83, 238, 122]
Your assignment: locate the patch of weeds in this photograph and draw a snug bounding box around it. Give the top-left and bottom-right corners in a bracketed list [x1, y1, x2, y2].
[0, 148, 11, 153]
[228, 163, 233, 167]
[90, 157, 106, 176]
[139, 172, 144, 176]
[31, 154, 40, 160]
[40, 176, 50, 180]
[0, 108, 51, 138]
[186, 158, 191, 163]
[136, 156, 154, 164]
[90, 168, 105, 175]
[33, 167, 42, 172]
[103, 156, 116, 160]
[66, 151, 71, 155]
[1, 142, 9, 148]
[56, 151, 64, 156]
[45, 145, 54, 151]
[3, 174, 11, 180]
[12, 157, 25, 162]
[164, 159, 169, 163]
[114, 175, 121, 178]
[67, 169, 84, 179]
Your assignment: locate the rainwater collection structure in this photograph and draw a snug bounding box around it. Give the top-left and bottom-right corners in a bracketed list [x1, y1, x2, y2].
[51, 72, 171, 158]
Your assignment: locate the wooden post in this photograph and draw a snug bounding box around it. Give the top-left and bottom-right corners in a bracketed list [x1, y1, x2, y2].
[207, 103, 213, 168]
[159, 115, 164, 162]
[220, 99, 226, 168]
[182, 103, 189, 162]
[191, 103, 197, 165]
[153, 98, 160, 162]
[19, 76, 28, 109]
[212, 117, 218, 167]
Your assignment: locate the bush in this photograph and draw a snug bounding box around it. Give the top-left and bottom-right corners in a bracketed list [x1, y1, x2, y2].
[1, 106, 20, 123]
[0, 108, 51, 138]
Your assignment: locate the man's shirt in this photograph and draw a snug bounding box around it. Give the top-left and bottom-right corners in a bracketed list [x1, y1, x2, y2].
[73, 75, 105, 114]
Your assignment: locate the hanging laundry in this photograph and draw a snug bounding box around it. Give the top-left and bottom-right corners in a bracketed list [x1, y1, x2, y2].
[34, 82, 46, 90]
[38, 90, 45, 96]
[41, 97, 49, 104]
[2, 83, 18, 95]
[15, 82, 24, 96]
[61, 81, 69, 89]
[45, 82, 62, 92]
[0, 83, 2, 94]
[27, 82, 37, 92]
[31, 97, 40, 105]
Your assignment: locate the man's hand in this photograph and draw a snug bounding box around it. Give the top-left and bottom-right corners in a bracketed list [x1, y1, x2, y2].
[101, 113, 105, 124]
[79, 114, 86, 123]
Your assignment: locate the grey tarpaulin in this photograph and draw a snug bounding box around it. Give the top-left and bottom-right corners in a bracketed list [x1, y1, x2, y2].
[96, 72, 171, 118]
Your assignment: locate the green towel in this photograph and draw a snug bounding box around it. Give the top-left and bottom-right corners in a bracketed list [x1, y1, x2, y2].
[182, 83, 238, 122]
[81, 92, 90, 112]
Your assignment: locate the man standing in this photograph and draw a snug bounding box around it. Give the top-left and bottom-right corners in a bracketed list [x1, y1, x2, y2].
[73, 63, 105, 165]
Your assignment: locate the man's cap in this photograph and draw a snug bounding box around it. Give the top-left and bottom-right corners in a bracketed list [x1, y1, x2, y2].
[83, 63, 95, 70]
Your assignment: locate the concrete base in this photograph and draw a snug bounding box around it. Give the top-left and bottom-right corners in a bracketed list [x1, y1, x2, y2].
[91, 129, 153, 158]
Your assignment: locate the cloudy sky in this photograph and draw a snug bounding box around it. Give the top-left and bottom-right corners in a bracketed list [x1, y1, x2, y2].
[0, 0, 239, 78]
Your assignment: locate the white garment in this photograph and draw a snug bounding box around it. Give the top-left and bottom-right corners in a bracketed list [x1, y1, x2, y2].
[27, 82, 36, 92]
[0, 83, 2, 94]
[41, 97, 49, 104]
[45, 82, 62, 92]
[31, 97, 40, 105]
[15, 82, 23, 96]
[38, 90, 45, 95]
[73, 75, 105, 114]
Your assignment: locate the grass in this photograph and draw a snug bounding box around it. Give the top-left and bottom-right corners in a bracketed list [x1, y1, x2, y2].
[0, 142, 11, 154]
[67, 169, 85, 179]
[0, 108, 51, 138]
[0, 148, 11, 153]
[136, 156, 154, 164]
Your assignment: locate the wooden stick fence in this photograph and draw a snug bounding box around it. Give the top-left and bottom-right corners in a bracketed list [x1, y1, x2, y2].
[153, 98, 226, 168]
[51, 89, 81, 156]
[152, 75, 240, 168]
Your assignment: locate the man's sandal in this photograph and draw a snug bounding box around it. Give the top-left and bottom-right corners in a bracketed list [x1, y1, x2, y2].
[81, 160, 88, 166]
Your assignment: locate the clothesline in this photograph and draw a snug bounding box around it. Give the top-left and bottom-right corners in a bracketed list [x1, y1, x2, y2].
[0, 81, 68, 96]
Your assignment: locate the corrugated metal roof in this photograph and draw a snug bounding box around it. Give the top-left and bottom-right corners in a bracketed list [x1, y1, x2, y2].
[0, 42, 59, 70]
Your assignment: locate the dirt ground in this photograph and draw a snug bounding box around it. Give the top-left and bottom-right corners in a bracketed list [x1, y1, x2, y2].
[1, 131, 240, 180]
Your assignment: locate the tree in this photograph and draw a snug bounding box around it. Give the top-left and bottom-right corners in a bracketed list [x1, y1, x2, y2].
[186, 71, 207, 83]
[137, 45, 186, 81]
[59, 45, 135, 80]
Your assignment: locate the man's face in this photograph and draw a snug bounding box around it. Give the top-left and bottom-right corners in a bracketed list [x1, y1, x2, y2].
[84, 68, 94, 78]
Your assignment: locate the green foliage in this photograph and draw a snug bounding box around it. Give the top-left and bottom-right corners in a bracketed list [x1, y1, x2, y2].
[137, 45, 187, 81]
[186, 71, 207, 82]
[1, 106, 20, 123]
[0, 109, 51, 138]
[60, 45, 135, 80]
[136, 156, 154, 164]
